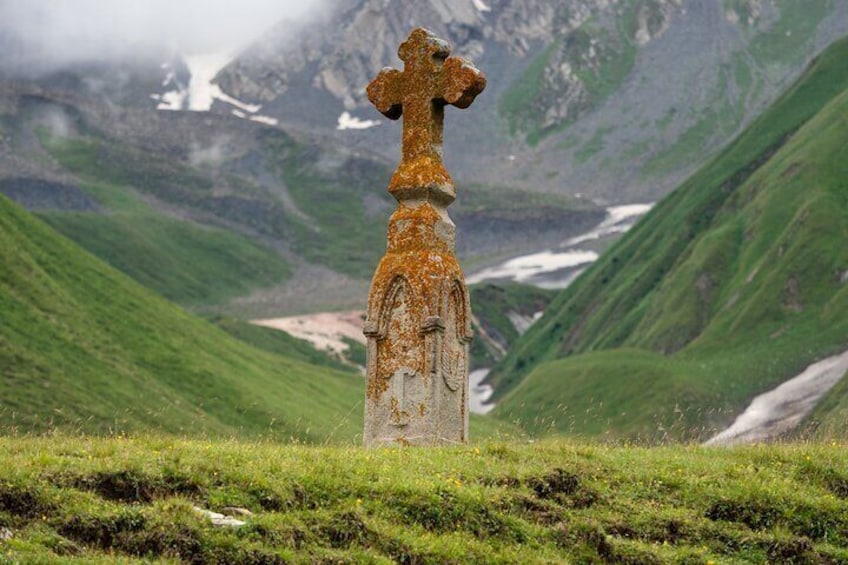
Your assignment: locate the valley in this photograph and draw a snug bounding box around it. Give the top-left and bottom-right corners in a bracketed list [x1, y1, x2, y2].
[489, 34, 848, 442]
[1, 0, 847, 446]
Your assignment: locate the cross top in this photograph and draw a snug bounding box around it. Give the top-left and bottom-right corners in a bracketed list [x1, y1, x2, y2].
[367, 28, 486, 201]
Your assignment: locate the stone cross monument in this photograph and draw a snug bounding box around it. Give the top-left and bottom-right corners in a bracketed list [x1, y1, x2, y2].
[362, 27, 486, 447]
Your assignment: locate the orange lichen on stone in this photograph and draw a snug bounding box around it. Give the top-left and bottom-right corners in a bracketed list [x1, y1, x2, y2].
[367, 27, 485, 193]
[363, 27, 484, 447]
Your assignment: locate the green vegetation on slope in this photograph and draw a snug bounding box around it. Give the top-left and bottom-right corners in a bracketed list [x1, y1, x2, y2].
[0, 193, 361, 441]
[490, 36, 848, 441]
[41, 135, 291, 307]
[500, 42, 558, 141]
[469, 283, 557, 369]
[263, 134, 392, 279]
[804, 367, 848, 439]
[500, 7, 641, 145]
[41, 211, 290, 307]
[0, 188, 513, 443]
[1, 437, 847, 563]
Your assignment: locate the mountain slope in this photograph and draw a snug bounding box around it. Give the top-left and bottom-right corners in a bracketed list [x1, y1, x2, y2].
[0, 81, 599, 316]
[0, 193, 511, 440]
[0, 192, 365, 440]
[488, 36, 848, 441]
[216, 0, 848, 202]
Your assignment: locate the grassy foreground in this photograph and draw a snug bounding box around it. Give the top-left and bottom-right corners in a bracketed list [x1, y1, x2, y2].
[1, 437, 847, 563]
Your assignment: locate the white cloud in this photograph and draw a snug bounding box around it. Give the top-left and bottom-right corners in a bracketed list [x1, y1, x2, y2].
[0, 0, 325, 68]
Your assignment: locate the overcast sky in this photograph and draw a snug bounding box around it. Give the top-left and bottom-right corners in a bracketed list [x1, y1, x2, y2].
[0, 0, 325, 67]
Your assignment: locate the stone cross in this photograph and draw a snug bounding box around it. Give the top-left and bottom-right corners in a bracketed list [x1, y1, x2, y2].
[362, 28, 485, 447]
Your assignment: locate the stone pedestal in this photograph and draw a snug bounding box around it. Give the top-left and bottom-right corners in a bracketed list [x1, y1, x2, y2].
[363, 198, 472, 446]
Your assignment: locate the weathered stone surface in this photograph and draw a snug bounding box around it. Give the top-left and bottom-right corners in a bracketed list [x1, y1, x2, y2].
[363, 28, 485, 447]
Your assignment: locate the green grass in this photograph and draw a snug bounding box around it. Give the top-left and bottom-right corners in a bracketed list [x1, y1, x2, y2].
[495, 349, 714, 441]
[1, 437, 847, 563]
[0, 193, 510, 443]
[488, 36, 848, 441]
[0, 192, 360, 440]
[39, 134, 292, 308]
[40, 212, 290, 307]
[641, 105, 726, 178]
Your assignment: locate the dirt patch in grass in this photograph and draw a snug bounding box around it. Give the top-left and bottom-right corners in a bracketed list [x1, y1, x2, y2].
[0, 484, 54, 519]
[705, 498, 781, 530]
[61, 470, 204, 503]
[310, 510, 374, 549]
[58, 510, 148, 550]
[527, 468, 598, 508]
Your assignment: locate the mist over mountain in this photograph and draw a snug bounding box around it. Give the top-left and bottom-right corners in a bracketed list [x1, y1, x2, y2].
[0, 0, 327, 73]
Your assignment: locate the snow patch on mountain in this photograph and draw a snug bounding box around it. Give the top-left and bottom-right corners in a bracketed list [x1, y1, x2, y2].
[564, 203, 653, 246]
[150, 90, 186, 111]
[471, 0, 491, 12]
[469, 368, 495, 414]
[706, 350, 848, 445]
[250, 114, 279, 126]
[468, 203, 653, 288]
[467, 250, 599, 287]
[153, 50, 276, 126]
[336, 112, 380, 130]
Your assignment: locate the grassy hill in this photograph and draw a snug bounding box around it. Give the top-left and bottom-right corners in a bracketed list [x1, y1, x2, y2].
[0, 191, 365, 440]
[1, 436, 847, 563]
[34, 131, 294, 308]
[488, 36, 848, 441]
[0, 192, 509, 441]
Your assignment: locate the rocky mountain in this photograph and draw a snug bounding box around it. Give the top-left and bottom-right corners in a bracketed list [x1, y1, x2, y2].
[486, 36, 848, 441]
[214, 0, 848, 202]
[0, 72, 597, 316]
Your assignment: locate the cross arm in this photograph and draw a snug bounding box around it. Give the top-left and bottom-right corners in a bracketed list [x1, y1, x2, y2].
[367, 67, 404, 120]
[442, 57, 486, 109]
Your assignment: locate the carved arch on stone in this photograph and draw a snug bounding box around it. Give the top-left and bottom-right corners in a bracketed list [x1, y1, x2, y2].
[440, 279, 472, 392]
[448, 279, 473, 342]
[374, 274, 413, 339]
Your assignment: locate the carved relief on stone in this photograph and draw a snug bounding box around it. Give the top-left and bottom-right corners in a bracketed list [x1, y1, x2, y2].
[441, 280, 471, 393]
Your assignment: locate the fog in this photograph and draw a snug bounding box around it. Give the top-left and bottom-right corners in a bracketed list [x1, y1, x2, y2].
[0, 0, 326, 69]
